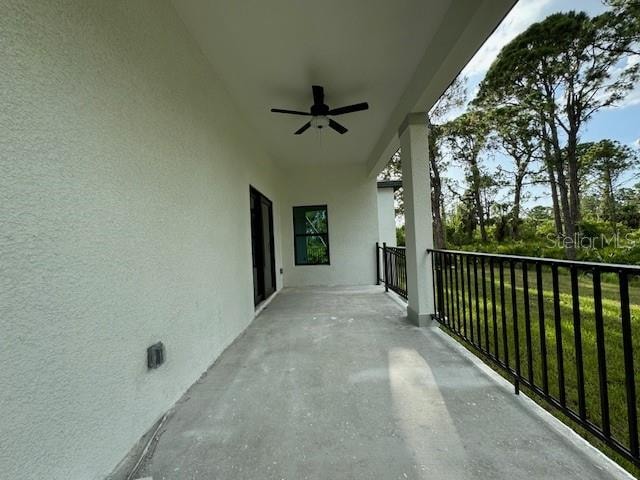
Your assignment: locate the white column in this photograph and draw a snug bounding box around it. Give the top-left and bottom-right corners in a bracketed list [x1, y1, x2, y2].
[399, 113, 434, 326]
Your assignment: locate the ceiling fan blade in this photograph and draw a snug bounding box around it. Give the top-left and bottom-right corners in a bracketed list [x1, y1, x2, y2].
[328, 102, 369, 116]
[294, 122, 311, 135]
[329, 119, 348, 134]
[271, 108, 311, 116]
[312, 85, 324, 106]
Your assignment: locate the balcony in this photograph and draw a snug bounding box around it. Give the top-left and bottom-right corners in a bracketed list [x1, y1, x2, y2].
[5, 1, 638, 479]
[377, 244, 640, 475]
[130, 285, 628, 479]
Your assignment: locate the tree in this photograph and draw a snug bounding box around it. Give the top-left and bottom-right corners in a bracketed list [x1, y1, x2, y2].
[528, 205, 553, 222]
[448, 189, 478, 243]
[428, 77, 467, 248]
[581, 140, 639, 225]
[617, 183, 640, 228]
[378, 149, 403, 213]
[378, 151, 401, 181]
[602, 0, 640, 54]
[476, 10, 640, 258]
[377, 77, 467, 249]
[487, 106, 541, 238]
[442, 110, 490, 241]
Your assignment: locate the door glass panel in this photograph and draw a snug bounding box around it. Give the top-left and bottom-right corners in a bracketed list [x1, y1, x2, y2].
[261, 201, 275, 295]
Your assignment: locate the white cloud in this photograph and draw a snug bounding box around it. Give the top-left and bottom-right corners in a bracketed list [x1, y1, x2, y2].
[634, 138, 640, 149]
[460, 0, 554, 78]
[598, 55, 640, 109]
[614, 55, 640, 108]
[617, 87, 640, 108]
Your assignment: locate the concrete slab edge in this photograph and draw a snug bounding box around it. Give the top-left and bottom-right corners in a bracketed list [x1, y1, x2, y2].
[384, 289, 410, 311]
[426, 326, 635, 480]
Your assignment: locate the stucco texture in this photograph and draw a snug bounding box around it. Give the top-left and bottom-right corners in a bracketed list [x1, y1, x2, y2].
[281, 165, 379, 287]
[377, 187, 397, 247]
[0, 1, 283, 478]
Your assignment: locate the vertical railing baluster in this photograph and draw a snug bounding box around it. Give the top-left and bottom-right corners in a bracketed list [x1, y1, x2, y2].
[536, 262, 549, 396]
[432, 252, 438, 315]
[619, 271, 639, 457]
[397, 251, 399, 293]
[482, 257, 490, 357]
[383, 242, 388, 293]
[499, 260, 509, 368]
[593, 268, 610, 438]
[399, 251, 402, 295]
[510, 260, 521, 393]
[433, 253, 439, 320]
[392, 250, 396, 292]
[522, 262, 534, 386]
[399, 250, 403, 296]
[438, 253, 445, 322]
[454, 254, 461, 334]
[376, 242, 380, 285]
[490, 258, 499, 360]
[392, 249, 396, 292]
[467, 255, 474, 344]
[551, 263, 566, 407]
[397, 251, 400, 294]
[570, 265, 586, 421]
[448, 253, 456, 329]
[443, 254, 450, 327]
[404, 251, 407, 298]
[474, 256, 481, 351]
[389, 249, 393, 291]
[461, 254, 467, 339]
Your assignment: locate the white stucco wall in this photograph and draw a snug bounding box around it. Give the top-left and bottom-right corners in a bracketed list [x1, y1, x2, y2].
[281, 165, 379, 286]
[377, 187, 397, 247]
[0, 2, 283, 479]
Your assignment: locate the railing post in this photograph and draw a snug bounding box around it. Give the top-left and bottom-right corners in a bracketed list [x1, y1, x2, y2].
[383, 242, 389, 292]
[375, 242, 380, 285]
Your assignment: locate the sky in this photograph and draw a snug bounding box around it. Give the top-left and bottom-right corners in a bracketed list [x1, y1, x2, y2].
[438, 0, 640, 210]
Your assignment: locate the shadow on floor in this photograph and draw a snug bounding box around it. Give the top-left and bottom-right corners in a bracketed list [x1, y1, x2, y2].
[137, 286, 628, 480]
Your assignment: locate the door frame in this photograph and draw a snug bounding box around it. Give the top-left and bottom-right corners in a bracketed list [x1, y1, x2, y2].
[250, 186, 276, 306]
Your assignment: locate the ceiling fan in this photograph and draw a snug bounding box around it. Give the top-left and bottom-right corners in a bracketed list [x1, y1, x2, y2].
[270, 85, 369, 135]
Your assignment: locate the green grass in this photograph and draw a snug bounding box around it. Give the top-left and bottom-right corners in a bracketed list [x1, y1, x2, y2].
[437, 260, 640, 477]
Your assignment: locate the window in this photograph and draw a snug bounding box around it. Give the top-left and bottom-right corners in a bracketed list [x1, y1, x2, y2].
[293, 205, 330, 265]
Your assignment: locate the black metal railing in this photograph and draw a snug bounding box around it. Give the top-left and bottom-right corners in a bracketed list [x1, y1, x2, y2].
[429, 248, 640, 467]
[376, 242, 407, 299]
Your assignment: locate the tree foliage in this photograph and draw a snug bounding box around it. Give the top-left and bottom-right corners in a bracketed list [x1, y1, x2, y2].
[473, 7, 640, 258]
[378, 3, 640, 262]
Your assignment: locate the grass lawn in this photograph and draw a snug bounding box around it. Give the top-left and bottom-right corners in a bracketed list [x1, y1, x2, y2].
[437, 258, 640, 476]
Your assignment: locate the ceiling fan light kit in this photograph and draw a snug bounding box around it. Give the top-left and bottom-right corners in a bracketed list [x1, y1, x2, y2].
[310, 115, 329, 130]
[270, 85, 369, 135]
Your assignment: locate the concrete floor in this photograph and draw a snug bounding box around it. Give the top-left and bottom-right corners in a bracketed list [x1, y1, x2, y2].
[138, 286, 630, 480]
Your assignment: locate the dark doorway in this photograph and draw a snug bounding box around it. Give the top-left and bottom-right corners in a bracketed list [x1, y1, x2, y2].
[250, 187, 276, 306]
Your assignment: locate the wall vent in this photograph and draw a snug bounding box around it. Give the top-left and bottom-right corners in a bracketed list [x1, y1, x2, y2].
[147, 342, 165, 369]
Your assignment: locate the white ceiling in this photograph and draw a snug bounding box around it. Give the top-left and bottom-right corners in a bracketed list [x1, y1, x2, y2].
[171, 0, 515, 171]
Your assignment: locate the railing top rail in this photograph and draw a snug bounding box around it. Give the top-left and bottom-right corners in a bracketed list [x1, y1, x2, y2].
[428, 248, 640, 273]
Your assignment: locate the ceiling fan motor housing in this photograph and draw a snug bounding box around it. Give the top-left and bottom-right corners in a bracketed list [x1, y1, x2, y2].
[310, 102, 329, 116]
